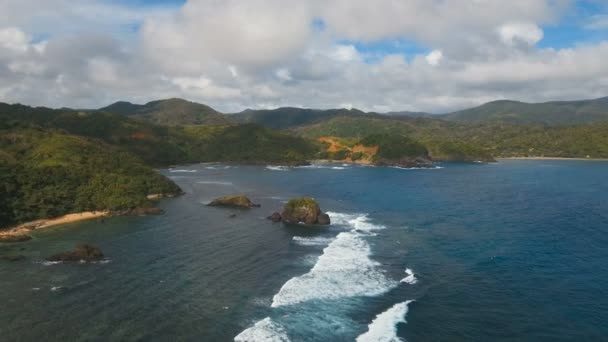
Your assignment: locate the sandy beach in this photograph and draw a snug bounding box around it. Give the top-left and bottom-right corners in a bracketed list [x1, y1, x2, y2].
[0, 211, 110, 238]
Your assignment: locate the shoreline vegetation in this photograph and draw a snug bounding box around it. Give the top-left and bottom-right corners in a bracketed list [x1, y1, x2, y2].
[2, 98, 608, 235]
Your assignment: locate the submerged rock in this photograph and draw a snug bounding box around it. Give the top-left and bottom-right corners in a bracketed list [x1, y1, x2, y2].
[267, 212, 282, 223]
[0, 235, 32, 243]
[0, 255, 26, 262]
[208, 195, 259, 209]
[281, 197, 331, 225]
[114, 207, 165, 216]
[47, 244, 104, 262]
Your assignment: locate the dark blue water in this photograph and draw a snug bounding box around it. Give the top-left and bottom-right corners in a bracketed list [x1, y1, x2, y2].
[1, 160, 607, 341]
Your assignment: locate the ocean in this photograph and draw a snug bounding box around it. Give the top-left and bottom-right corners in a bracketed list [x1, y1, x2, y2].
[1, 160, 607, 341]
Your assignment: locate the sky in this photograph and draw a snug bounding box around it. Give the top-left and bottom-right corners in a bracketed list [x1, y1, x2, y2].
[0, 0, 607, 113]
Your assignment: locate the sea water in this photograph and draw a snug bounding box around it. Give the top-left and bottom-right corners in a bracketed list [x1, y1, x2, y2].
[1, 160, 607, 341]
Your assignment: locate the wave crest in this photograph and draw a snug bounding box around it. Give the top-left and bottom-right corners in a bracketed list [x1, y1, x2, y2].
[356, 300, 415, 342]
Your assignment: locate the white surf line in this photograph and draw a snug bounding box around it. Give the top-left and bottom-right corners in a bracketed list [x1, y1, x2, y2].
[400, 268, 418, 285]
[234, 317, 290, 342]
[291, 236, 335, 246]
[265, 165, 290, 171]
[271, 212, 395, 307]
[236, 212, 401, 340]
[356, 300, 415, 342]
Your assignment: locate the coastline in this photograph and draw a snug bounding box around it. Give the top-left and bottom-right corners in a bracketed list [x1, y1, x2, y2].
[498, 157, 608, 161]
[0, 211, 110, 239]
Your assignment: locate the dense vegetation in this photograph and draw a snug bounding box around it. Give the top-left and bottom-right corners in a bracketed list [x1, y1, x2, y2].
[232, 107, 371, 129]
[100, 98, 234, 126]
[442, 97, 608, 125]
[294, 115, 608, 159]
[2, 95, 607, 229]
[0, 103, 318, 229]
[359, 134, 429, 162]
[0, 130, 181, 228]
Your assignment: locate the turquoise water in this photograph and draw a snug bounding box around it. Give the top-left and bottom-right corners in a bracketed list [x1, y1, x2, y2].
[1, 160, 607, 341]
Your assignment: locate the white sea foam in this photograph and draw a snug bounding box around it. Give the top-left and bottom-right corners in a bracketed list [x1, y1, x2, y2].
[391, 166, 444, 170]
[205, 166, 232, 170]
[296, 164, 348, 170]
[292, 236, 335, 246]
[271, 213, 395, 307]
[266, 166, 290, 171]
[169, 169, 197, 173]
[356, 300, 415, 342]
[197, 181, 234, 186]
[50, 286, 63, 291]
[41, 261, 62, 266]
[400, 268, 418, 285]
[234, 317, 290, 342]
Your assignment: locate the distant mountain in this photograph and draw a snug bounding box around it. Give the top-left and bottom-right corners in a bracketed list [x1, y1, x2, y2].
[384, 111, 434, 118]
[443, 97, 608, 125]
[231, 107, 372, 129]
[99, 98, 235, 126]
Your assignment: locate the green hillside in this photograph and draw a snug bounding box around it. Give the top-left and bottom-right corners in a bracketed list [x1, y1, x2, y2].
[232, 107, 371, 129]
[443, 97, 608, 125]
[295, 115, 608, 159]
[100, 98, 235, 126]
[0, 129, 181, 228]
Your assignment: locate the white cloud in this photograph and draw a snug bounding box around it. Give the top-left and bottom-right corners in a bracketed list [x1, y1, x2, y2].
[275, 68, 293, 81]
[425, 50, 443, 66]
[585, 14, 608, 30]
[498, 22, 544, 46]
[0, 27, 30, 53]
[170, 75, 242, 99]
[0, 0, 607, 114]
[329, 45, 359, 62]
[228, 65, 239, 78]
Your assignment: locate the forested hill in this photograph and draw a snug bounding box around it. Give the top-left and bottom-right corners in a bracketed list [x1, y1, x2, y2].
[232, 107, 370, 129]
[0, 103, 319, 229]
[99, 98, 234, 126]
[441, 97, 608, 125]
[230, 96, 608, 128]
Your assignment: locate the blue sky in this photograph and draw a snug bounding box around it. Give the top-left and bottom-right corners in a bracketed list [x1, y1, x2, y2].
[1, 0, 607, 112]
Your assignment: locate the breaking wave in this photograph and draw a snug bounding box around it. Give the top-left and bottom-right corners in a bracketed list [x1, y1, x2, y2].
[234, 317, 290, 342]
[400, 268, 418, 285]
[356, 300, 415, 342]
[271, 212, 395, 307]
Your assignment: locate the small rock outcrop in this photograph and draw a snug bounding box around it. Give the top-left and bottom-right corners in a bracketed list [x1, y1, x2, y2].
[267, 212, 282, 223]
[317, 213, 331, 225]
[208, 195, 259, 209]
[0, 235, 32, 243]
[47, 244, 104, 262]
[281, 197, 330, 225]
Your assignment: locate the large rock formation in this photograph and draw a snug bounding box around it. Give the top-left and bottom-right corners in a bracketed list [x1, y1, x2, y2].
[47, 244, 104, 262]
[280, 197, 330, 225]
[207, 195, 259, 209]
